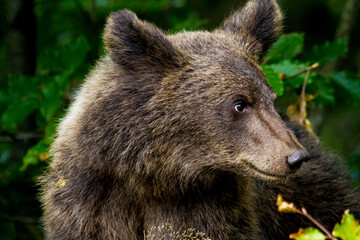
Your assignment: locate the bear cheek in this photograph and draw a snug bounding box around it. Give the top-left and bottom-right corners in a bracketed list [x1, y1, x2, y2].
[229, 121, 296, 178]
[233, 143, 290, 179]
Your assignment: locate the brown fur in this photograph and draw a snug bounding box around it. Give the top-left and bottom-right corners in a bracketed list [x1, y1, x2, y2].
[39, 0, 360, 239]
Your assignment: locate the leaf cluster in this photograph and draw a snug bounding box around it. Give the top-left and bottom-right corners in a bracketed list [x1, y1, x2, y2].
[263, 33, 360, 107]
[278, 195, 360, 240]
[289, 210, 360, 240]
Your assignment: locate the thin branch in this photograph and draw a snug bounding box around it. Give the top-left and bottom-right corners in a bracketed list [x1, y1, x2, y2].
[277, 195, 337, 239]
[290, 63, 319, 126]
[300, 208, 338, 240]
[283, 63, 319, 81]
[0, 213, 39, 224]
[298, 68, 311, 125]
[283, 69, 307, 80]
[23, 223, 43, 240]
[0, 131, 44, 142]
[1, 214, 43, 240]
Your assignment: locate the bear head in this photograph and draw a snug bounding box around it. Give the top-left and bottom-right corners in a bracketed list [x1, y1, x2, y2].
[82, 0, 310, 188]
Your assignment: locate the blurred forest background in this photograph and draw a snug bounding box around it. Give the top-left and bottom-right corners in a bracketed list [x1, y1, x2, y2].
[0, 0, 360, 239]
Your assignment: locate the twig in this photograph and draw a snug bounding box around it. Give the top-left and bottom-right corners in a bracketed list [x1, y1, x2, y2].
[0, 213, 39, 224]
[1, 214, 43, 240]
[300, 208, 338, 240]
[23, 223, 43, 240]
[299, 63, 319, 126]
[277, 195, 338, 240]
[283, 69, 307, 80]
[282, 63, 319, 81]
[298, 67, 311, 125]
[0, 131, 44, 142]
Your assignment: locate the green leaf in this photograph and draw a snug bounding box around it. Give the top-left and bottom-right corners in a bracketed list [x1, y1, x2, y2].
[265, 33, 304, 63]
[0, 91, 11, 103]
[37, 50, 63, 74]
[330, 72, 360, 104]
[37, 36, 90, 75]
[332, 210, 360, 240]
[54, 74, 70, 92]
[261, 65, 284, 96]
[1, 98, 39, 132]
[21, 140, 49, 171]
[304, 38, 348, 63]
[0, 75, 47, 131]
[290, 228, 326, 240]
[60, 36, 90, 73]
[7, 75, 40, 99]
[267, 60, 311, 88]
[40, 80, 63, 121]
[44, 120, 57, 144]
[312, 75, 335, 106]
[37, 74, 69, 121]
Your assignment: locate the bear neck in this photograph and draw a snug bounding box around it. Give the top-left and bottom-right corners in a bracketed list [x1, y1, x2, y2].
[138, 171, 261, 239]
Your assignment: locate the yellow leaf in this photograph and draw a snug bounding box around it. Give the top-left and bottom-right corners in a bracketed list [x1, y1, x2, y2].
[305, 94, 315, 101]
[286, 103, 300, 122]
[39, 152, 48, 161]
[277, 194, 300, 213]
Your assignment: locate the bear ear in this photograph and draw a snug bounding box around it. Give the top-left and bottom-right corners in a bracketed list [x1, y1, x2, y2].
[104, 10, 186, 74]
[221, 0, 283, 61]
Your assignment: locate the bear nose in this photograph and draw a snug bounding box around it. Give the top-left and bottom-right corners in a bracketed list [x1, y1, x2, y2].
[287, 149, 310, 170]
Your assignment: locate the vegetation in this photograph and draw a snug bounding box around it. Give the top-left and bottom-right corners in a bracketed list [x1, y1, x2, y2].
[278, 195, 360, 240]
[0, 0, 359, 239]
[262, 34, 357, 133]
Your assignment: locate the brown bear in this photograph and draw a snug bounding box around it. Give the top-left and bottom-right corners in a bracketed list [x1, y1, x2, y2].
[39, 0, 360, 239]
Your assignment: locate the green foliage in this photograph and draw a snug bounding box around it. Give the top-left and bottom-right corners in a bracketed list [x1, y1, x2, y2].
[289, 210, 360, 240]
[311, 75, 335, 106]
[261, 65, 284, 95]
[262, 33, 357, 105]
[266, 60, 313, 88]
[38, 37, 90, 75]
[290, 228, 326, 240]
[1, 36, 90, 132]
[330, 72, 360, 104]
[1, 76, 40, 132]
[304, 38, 348, 64]
[265, 33, 304, 63]
[21, 140, 48, 170]
[332, 210, 360, 240]
[278, 196, 360, 240]
[0, 36, 91, 174]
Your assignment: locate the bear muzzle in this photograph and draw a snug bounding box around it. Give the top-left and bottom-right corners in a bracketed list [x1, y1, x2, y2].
[286, 148, 310, 170]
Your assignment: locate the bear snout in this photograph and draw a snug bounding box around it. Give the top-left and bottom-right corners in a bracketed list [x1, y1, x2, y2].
[286, 148, 310, 170]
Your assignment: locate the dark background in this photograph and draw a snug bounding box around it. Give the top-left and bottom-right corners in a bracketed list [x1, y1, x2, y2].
[0, 0, 359, 239]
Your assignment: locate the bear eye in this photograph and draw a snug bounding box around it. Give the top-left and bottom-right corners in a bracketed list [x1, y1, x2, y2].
[234, 101, 247, 113]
